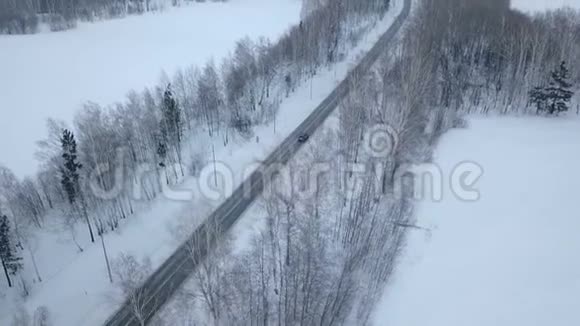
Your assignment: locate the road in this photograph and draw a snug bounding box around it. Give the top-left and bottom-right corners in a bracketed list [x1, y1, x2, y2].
[105, 0, 411, 324]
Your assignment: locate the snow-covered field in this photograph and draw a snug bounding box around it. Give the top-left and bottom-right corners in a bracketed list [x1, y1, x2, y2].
[512, 0, 580, 12]
[373, 115, 580, 326]
[0, 0, 300, 178]
[0, 1, 406, 324]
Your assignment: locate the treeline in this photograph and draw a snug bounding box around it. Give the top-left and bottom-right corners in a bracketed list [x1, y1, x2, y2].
[0, 0, 391, 297]
[401, 0, 579, 115]
[365, 0, 579, 200]
[153, 0, 580, 323]
[153, 0, 469, 322]
[0, 0, 219, 34]
[167, 130, 416, 325]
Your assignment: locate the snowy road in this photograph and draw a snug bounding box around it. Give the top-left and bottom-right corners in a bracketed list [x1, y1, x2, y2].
[105, 0, 412, 324]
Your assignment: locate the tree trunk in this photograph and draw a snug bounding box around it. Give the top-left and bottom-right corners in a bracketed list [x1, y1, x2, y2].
[2, 258, 12, 288]
[20, 276, 29, 296]
[80, 196, 95, 243]
[84, 212, 95, 243]
[70, 226, 84, 252]
[100, 235, 113, 283]
[28, 248, 42, 282]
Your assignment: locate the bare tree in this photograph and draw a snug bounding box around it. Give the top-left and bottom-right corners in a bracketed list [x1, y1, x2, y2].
[33, 306, 52, 326]
[184, 217, 233, 325]
[11, 305, 31, 326]
[198, 61, 223, 137]
[112, 253, 153, 326]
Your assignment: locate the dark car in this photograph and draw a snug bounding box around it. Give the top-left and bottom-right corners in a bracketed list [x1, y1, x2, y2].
[298, 134, 310, 143]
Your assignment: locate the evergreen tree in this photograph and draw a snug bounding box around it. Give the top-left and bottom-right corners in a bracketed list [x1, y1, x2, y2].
[545, 61, 574, 114]
[60, 129, 95, 243]
[529, 86, 548, 113]
[157, 141, 170, 185]
[157, 141, 167, 168]
[60, 129, 82, 205]
[530, 61, 574, 115]
[161, 84, 183, 147]
[0, 214, 22, 288]
[160, 84, 184, 176]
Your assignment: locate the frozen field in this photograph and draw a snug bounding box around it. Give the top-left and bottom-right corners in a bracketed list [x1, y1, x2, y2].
[512, 0, 580, 12]
[0, 0, 300, 178]
[373, 116, 580, 326]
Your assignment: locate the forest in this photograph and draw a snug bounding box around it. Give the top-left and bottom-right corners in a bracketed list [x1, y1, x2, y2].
[151, 0, 580, 323]
[1, 0, 579, 323]
[0, 0, 392, 315]
[0, 0, 218, 33]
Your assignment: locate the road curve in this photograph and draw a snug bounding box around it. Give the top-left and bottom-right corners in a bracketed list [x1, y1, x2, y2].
[104, 1, 411, 324]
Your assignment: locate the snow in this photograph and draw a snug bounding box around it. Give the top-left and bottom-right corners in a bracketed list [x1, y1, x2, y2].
[0, 0, 406, 324]
[158, 3, 409, 320]
[512, 0, 580, 12]
[0, 0, 301, 178]
[373, 115, 580, 326]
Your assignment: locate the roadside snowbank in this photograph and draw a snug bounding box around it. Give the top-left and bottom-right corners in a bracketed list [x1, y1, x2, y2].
[512, 0, 580, 12]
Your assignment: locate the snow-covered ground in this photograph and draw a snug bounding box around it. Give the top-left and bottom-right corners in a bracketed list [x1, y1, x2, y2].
[512, 0, 580, 12]
[158, 4, 409, 321]
[0, 0, 300, 178]
[373, 115, 580, 326]
[0, 1, 406, 324]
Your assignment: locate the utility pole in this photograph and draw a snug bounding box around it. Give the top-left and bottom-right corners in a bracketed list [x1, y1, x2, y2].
[212, 143, 218, 187]
[97, 220, 113, 283]
[310, 76, 314, 100]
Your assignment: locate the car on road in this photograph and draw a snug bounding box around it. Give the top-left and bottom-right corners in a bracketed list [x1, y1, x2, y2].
[298, 134, 310, 143]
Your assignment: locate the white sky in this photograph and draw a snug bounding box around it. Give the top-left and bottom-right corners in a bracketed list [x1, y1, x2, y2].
[511, 0, 580, 12]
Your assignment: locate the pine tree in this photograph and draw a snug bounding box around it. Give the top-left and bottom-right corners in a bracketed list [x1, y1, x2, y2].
[530, 61, 574, 115]
[157, 141, 170, 185]
[0, 214, 22, 288]
[529, 86, 548, 113]
[60, 129, 82, 205]
[157, 141, 167, 168]
[60, 129, 95, 243]
[545, 61, 574, 114]
[161, 84, 183, 146]
[160, 84, 184, 176]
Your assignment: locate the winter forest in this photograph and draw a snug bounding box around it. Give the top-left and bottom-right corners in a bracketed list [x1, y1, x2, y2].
[151, 0, 580, 323]
[1, 0, 395, 323]
[0, 0, 222, 33]
[1, 0, 579, 324]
